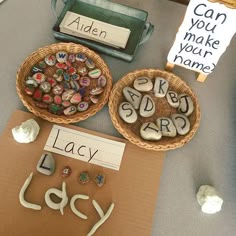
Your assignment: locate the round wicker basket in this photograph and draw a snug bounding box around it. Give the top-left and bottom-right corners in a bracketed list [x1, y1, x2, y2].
[108, 69, 201, 151]
[16, 42, 112, 123]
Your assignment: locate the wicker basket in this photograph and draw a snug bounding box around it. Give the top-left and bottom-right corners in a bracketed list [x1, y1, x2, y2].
[108, 69, 201, 151]
[16, 42, 112, 123]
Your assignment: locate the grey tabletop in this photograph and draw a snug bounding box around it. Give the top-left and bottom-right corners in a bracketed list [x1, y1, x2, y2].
[0, 0, 235, 235]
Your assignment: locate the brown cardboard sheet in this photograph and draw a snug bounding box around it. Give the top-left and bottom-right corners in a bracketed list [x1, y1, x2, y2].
[0, 110, 165, 236]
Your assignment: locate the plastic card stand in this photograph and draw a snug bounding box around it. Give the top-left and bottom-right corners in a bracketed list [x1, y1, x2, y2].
[52, 0, 154, 62]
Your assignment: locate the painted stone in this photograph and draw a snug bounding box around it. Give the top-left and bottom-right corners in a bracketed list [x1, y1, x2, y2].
[88, 69, 102, 79]
[39, 81, 51, 93]
[47, 77, 57, 87]
[62, 101, 71, 107]
[38, 61, 47, 69]
[36, 152, 55, 176]
[56, 51, 68, 63]
[154, 77, 169, 97]
[63, 105, 77, 115]
[90, 95, 98, 104]
[140, 122, 162, 140]
[85, 58, 95, 69]
[63, 73, 70, 81]
[52, 84, 64, 95]
[119, 102, 138, 124]
[78, 66, 88, 76]
[62, 89, 75, 101]
[97, 75, 107, 87]
[76, 53, 87, 62]
[26, 79, 38, 88]
[94, 173, 105, 187]
[54, 95, 62, 105]
[68, 54, 76, 63]
[42, 94, 53, 104]
[77, 101, 89, 112]
[70, 80, 80, 92]
[35, 102, 48, 109]
[70, 93, 82, 104]
[133, 77, 153, 92]
[32, 73, 46, 84]
[139, 94, 155, 118]
[156, 117, 177, 137]
[67, 67, 76, 75]
[171, 114, 190, 135]
[56, 69, 64, 76]
[24, 87, 35, 96]
[79, 171, 90, 184]
[31, 65, 43, 74]
[48, 104, 64, 115]
[123, 87, 142, 110]
[56, 63, 68, 70]
[90, 87, 103, 95]
[33, 89, 43, 101]
[61, 166, 72, 178]
[79, 77, 90, 87]
[78, 87, 86, 97]
[55, 75, 63, 82]
[45, 54, 56, 66]
[71, 74, 80, 81]
[166, 91, 180, 108]
[178, 94, 194, 116]
[65, 60, 72, 68]
[61, 81, 71, 89]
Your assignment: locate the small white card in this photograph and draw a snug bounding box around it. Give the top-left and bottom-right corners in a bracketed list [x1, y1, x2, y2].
[59, 11, 131, 48]
[44, 125, 126, 171]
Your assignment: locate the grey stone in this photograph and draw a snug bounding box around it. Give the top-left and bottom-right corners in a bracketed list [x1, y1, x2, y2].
[171, 114, 190, 135]
[133, 77, 153, 92]
[119, 102, 138, 123]
[139, 94, 155, 117]
[123, 87, 142, 110]
[166, 91, 180, 108]
[36, 152, 55, 176]
[178, 94, 194, 116]
[140, 122, 162, 140]
[154, 77, 169, 97]
[156, 117, 177, 137]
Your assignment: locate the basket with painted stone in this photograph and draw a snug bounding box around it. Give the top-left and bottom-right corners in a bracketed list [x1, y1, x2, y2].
[108, 69, 201, 151]
[16, 42, 112, 123]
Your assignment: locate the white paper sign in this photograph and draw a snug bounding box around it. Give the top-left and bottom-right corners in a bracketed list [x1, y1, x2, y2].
[44, 125, 126, 171]
[167, 0, 236, 75]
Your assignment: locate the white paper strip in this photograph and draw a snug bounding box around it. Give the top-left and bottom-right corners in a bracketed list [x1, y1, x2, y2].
[44, 125, 126, 171]
[59, 11, 131, 49]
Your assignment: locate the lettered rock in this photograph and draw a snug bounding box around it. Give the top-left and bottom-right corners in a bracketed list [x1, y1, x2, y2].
[139, 95, 155, 118]
[133, 77, 153, 92]
[56, 51, 68, 63]
[171, 114, 190, 135]
[36, 152, 55, 176]
[119, 102, 138, 124]
[123, 87, 142, 110]
[178, 94, 194, 116]
[140, 122, 162, 141]
[166, 91, 180, 108]
[154, 77, 169, 97]
[156, 117, 177, 137]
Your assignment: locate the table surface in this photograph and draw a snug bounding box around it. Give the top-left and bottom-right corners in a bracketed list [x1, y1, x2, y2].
[0, 0, 235, 235]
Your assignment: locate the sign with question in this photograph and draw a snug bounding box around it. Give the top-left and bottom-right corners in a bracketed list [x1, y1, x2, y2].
[167, 0, 236, 75]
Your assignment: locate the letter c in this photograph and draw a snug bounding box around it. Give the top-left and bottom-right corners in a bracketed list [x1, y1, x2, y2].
[194, 3, 206, 16]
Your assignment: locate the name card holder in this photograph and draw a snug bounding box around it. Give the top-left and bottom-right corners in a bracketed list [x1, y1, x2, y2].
[166, 0, 236, 82]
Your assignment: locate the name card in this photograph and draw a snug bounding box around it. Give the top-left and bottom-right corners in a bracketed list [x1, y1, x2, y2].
[167, 0, 236, 75]
[59, 11, 131, 49]
[44, 125, 126, 171]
